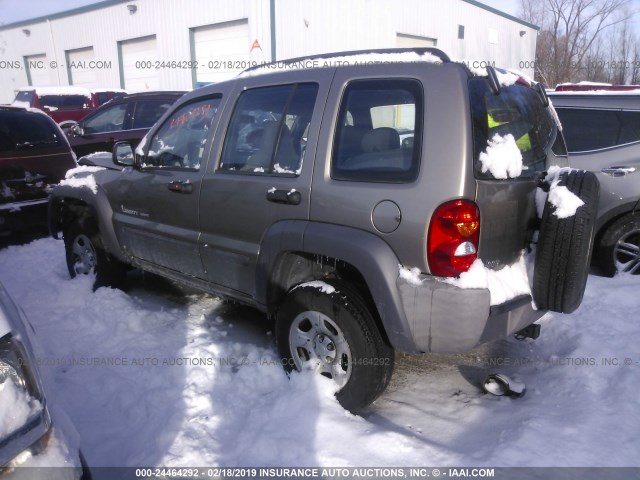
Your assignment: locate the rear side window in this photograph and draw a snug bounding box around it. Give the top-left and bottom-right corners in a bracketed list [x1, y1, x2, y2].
[219, 83, 318, 175]
[470, 78, 556, 178]
[555, 108, 640, 152]
[132, 100, 173, 129]
[0, 111, 62, 152]
[332, 79, 423, 183]
[143, 97, 220, 170]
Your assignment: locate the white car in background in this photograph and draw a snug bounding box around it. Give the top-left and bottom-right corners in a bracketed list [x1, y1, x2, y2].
[0, 282, 88, 478]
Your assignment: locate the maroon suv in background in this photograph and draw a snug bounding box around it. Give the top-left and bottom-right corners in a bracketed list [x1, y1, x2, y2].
[66, 91, 186, 158]
[0, 106, 77, 234]
[12, 86, 126, 127]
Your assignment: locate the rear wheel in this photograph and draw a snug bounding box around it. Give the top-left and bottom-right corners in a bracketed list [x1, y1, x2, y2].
[533, 170, 599, 313]
[596, 214, 640, 276]
[276, 281, 394, 412]
[64, 218, 127, 289]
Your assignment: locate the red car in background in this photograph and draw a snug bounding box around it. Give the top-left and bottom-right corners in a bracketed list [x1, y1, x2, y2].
[12, 86, 126, 128]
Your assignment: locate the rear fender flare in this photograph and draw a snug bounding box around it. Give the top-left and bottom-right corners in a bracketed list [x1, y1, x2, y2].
[256, 220, 418, 352]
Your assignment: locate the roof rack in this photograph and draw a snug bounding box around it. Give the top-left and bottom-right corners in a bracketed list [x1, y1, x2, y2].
[242, 47, 451, 74]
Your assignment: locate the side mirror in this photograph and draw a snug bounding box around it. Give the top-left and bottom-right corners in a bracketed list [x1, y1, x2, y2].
[69, 123, 85, 137]
[113, 142, 135, 167]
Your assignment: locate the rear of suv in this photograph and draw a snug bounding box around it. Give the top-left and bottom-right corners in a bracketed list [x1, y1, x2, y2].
[50, 49, 598, 411]
[549, 89, 640, 275]
[1, 106, 77, 235]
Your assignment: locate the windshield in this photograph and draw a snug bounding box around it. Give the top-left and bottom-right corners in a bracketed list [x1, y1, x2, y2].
[470, 78, 557, 179]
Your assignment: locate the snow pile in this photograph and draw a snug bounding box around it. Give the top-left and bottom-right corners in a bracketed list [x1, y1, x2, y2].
[445, 253, 532, 306]
[64, 165, 105, 179]
[242, 51, 442, 77]
[398, 265, 423, 286]
[548, 184, 584, 218]
[81, 151, 111, 160]
[467, 66, 519, 87]
[292, 281, 336, 295]
[273, 163, 302, 175]
[59, 174, 98, 194]
[539, 166, 585, 219]
[1, 238, 639, 468]
[478, 133, 523, 179]
[0, 380, 43, 439]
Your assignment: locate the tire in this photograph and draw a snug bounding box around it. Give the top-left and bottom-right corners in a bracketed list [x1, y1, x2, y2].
[276, 281, 394, 412]
[64, 217, 127, 290]
[596, 213, 640, 276]
[533, 170, 599, 313]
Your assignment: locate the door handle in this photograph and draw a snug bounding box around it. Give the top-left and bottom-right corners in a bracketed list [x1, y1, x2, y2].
[167, 180, 193, 194]
[266, 188, 301, 205]
[601, 166, 636, 177]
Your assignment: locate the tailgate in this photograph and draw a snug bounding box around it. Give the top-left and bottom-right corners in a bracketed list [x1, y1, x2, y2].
[468, 76, 568, 269]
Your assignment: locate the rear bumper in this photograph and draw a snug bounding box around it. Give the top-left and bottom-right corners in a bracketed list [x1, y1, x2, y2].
[397, 274, 545, 353]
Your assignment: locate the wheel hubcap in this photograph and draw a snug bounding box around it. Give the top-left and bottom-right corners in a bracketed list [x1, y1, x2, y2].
[614, 229, 640, 274]
[289, 311, 352, 388]
[72, 234, 97, 275]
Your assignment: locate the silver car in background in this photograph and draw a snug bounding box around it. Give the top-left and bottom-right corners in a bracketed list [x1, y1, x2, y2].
[550, 91, 640, 275]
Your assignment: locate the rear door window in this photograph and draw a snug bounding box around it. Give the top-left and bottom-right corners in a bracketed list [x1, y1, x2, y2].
[131, 100, 174, 129]
[555, 108, 640, 152]
[218, 83, 318, 175]
[470, 78, 556, 178]
[332, 79, 423, 183]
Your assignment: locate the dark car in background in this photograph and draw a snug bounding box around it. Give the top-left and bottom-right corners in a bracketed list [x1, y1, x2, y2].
[66, 91, 185, 158]
[12, 86, 126, 128]
[0, 106, 77, 235]
[550, 89, 640, 276]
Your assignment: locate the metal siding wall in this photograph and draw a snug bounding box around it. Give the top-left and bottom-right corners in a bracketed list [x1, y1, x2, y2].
[0, 0, 536, 103]
[0, 0, 272, 102]
[274, 0, 395, 59]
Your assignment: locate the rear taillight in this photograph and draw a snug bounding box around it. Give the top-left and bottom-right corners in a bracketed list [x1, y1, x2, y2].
[427, 200, 480, 277]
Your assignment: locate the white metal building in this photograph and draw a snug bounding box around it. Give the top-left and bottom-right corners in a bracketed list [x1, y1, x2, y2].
[0, 0, 538, 103]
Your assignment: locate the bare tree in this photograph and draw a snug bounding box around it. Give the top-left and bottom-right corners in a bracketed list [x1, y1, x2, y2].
[519, 0, 634, 86]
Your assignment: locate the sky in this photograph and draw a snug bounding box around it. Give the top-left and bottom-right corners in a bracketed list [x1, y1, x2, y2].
[0, 0, 522, 25]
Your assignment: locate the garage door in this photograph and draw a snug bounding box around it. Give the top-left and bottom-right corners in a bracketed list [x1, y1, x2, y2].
[66, 47, 97, 87]
[119, 35, 159, 91]
[396, 33, 437, 47]
[24, 54, 50, 86]
[192, 19, 250, 86]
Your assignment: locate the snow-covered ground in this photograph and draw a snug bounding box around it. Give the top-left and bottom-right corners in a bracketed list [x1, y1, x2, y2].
[0, 237, 638, 471]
